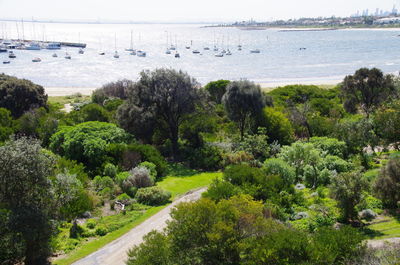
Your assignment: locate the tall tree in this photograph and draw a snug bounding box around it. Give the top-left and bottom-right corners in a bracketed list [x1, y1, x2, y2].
[222, 80, 265, 140]
[0, 137, 56, 265]
[374, 157, 400, 208]
[340, 68, 396, 117]
[117, 69, 200, 160]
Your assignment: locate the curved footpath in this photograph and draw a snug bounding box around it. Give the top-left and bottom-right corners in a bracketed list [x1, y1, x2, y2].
[72, 187, 207, 265]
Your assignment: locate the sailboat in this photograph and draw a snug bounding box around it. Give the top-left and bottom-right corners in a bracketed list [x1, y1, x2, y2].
[174, 36, 180, 58]
[136, 33, 146, 57]
[113, 33, 120, 58]
[125, 30, 135, 53]
[52, 53, 58, 58]
[238, 35, 242, 51]
[78, 33, 84, 54]
[65, 52, 71, 59]
[165, 32, 171, 54]
[98, 38, 105, 55]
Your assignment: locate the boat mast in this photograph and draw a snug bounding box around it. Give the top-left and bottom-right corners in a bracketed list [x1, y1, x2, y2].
[130, 30, 133, 50]
[21, 19, 25, 41]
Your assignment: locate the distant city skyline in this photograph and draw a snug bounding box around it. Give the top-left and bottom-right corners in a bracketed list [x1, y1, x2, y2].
[0, 0, 400, 23]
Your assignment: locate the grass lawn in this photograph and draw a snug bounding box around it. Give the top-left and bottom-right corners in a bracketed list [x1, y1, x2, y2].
[365, 215, 400, 240]
[54, 168, 220, 265]
[157, 171, 222, 200]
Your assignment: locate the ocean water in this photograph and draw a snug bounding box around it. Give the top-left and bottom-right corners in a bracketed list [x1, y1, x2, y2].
[1, 22, 400, 88]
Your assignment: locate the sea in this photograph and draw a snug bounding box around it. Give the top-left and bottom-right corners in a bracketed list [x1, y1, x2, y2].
[1, 22, 400, 90]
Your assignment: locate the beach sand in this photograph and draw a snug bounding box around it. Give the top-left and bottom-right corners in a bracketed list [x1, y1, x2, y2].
[45, 87, 96, 96]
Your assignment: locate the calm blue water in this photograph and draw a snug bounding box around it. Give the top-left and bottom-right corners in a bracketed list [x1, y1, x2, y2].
[0, 22, 400, 88]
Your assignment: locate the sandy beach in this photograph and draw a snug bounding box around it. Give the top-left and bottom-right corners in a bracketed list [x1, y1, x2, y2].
[45, 87, 96, 96]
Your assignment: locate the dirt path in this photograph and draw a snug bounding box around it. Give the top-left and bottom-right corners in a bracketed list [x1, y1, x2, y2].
[72, 187, 207, 265]
[367, 237, 400, 248]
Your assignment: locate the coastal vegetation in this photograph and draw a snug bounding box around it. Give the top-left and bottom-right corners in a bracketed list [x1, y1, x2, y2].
[0, 67, 400, 264]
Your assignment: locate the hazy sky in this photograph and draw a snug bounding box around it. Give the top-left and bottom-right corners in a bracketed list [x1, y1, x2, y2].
[0, 0, 399, 22]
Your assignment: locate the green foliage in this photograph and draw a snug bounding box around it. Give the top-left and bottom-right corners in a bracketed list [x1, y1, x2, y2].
[0, 74, 48, 118]
[260, 107, 294, 145]
[135, 187, 171, 206]
[222, 80, 265, 139]
[373, 100, 400, 148]
[374, 156, 400, 208]
[309, 137, 347, 158]
[202, 178, 241, 202]
[138, 161, 157, 179]
[93, 176, 115, 192]
[183, 144, 223, 171]
[67, 103, 110, 123]
[91, 79, 131, 104]
[103, 163, 118, 178]
[0, 107, 14, 142]
[127, 231, 171, 265]
[50, 121, 130, 173]
[340, 68, 396, 116]
[223, 164, 263, 186]
[107, 143, 167, 178]
[234, 127, 270, 161]
[122, 167, 154, 193]
[0, 137, 56, 264]
[263, 158, 296, 186]
[86, 219, 97, 229]
[55, 157, 89, 185]
[204, 79, 230, 104]
[330, 171, 370, 222]
[117, 69, 201, 159]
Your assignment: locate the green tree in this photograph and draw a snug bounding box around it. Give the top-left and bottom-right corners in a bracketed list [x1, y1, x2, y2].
[49, 121, 130, 173]
[330, 171, 369, 222]
[374, 157, 400, 208]
[340, 68, 396, 117]
[68, 103, 110, 123]
[222, 80, 265, 140]
[0, 74, 48, 118]
[260, 107, 294, 144]
[117, 69, 201, 159]
[0, 137, 56, 265]
[204, 80, 230, 104]
[373, 101, 400, 150]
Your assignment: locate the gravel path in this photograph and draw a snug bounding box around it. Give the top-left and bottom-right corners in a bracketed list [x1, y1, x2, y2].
[72, 187, 207, 265]
[367, 237, 400, 248]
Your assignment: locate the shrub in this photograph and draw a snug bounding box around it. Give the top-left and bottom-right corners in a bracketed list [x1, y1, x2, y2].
[223, 164, 264, 186]
[374, 156, 400, 208]
[103, 163, 118, 178]
[69, 221, 84, 239]
[86, 219, 97, 229]
[203, 178, 241, 202]
[135, 187, 171, 206]
[123, 166, 154, 191]
[95, 226, 108, 236]
[260, 107, 294, 145]
[93, 176, 115, 192]
[184, 145, 223, 171]
[263, 158, 295, 186]
[117, 193, 131, 201]
[359, 209, 377, 221]
[138, 161, 157, 179]
[309, 137, 347, 158]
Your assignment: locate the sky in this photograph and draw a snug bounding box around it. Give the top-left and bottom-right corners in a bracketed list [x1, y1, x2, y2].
[0, 0, 399, 22]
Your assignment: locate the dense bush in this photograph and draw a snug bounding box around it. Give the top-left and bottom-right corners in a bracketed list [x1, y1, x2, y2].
[260, 107, 294, 145]
[50, 121, 130, 173]
[123, 166, 154, 190]
[0, 108, 14, 142]
[92, 79, 132, 104]
[135, 187, 171, 206]
[0, 74, 48, 118]
[223, 164, 264, 186]
[184, 145, 223, 171]
[204, 79, 230, 104]
[263, 158, 296, 186]
[68, 103, 110, 123]
[309, 137, 347, 158]
[107, 143, 167, 178]
[374, 156, 400, 208]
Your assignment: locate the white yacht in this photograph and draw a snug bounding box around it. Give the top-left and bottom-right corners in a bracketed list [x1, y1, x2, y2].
[26, 42, 41, 50]
[192, 50, 200, 54]
[79, 48, 84, 54]
[99, 51, 105, 55]
[215, 52, 224, 57]
[126, 30, 135, 52]
[204, 47, 210, 50]
[113, 51, 120, 58]
[166, 48, 171, 54]
[130, 50, 136, 55]
[226, 50, 232, 56]
[52, 53, 58, 58]
[175, 51, 180, 58]
[65, 52, 71, 59]
[32, 57, 41, 62]
[3, 60, 10, 64]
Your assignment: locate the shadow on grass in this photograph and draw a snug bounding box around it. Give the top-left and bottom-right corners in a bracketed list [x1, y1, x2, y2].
[166, 163, 199, 177]
[360, 227, 385, 239]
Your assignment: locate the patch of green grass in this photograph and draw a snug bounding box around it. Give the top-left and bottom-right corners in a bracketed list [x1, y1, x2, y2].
[158, 171, 222, 200]
[48, 94, 91, 106]
[53, 206, 164, 265]
[366, 216, 400, 240]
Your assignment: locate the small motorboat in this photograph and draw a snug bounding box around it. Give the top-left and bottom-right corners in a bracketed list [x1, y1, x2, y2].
[79, 48, 85, 54]
[8, 51, 16, 58]
[165, 49, 171, 55]
[52, 53, 58, 57]
[130, 50, 136, 55]
[137, 50, 146, 57]
[32, 57, 41, 62]
[204, 47, 210, 50]
[99, 51, 105, 55]
[113, 51, 120, 58]
[226, 50, 232, 56]
[175, 52, 180, 58]
[169, 45, 176, 51]
[0, 46, 7, 53]
[185, 46, 190, 49]
[26, 42, 41, 50]
[192, 50, 200, 54]
[65, 52, 71, 59]
[3, 60, 10, 64]
[215, 52, 224, 57]
[213, 46, 218, 52]
[250, 49, 261, 53]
